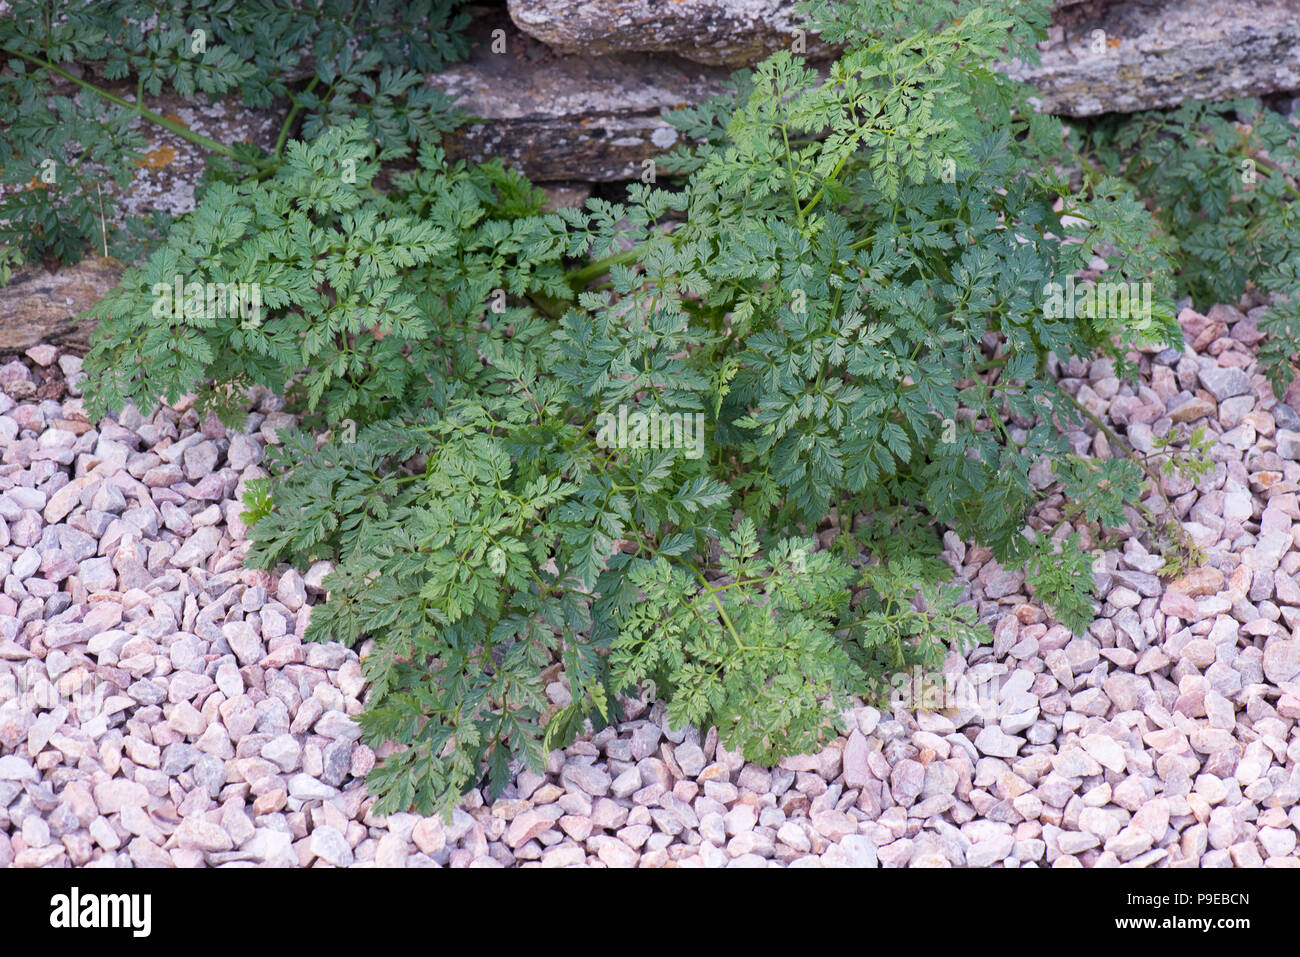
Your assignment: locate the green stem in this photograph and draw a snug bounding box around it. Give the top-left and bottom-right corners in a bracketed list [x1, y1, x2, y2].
[773, 87, 804, 226]
[4, 46, 272, 168]
[565, 246, 641, 288]
[527, 293, 565, 320]
[690, 568, 747, 651]
[802, 149, 852, 221]
[274, 75, 320, 159]
[970, 356, 1009, 374]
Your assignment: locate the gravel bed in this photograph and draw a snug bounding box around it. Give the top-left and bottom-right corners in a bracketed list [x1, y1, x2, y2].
[2, 302, 1300, 867]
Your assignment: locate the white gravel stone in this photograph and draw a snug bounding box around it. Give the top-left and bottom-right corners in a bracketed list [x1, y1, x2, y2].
[974, 727, 1023, 758]
[1081, 735, 1127, 774]
[310, 826, 354, 867]
[5, 326, 1294, 869]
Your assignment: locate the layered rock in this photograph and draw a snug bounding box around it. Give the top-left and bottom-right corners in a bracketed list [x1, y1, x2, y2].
[1005, 0, 1300, 115]
[429, 18, 734, 181]
[0, 258, 123, 353]
[505, 0, 1100, 67]
[506, 0, 829, 67]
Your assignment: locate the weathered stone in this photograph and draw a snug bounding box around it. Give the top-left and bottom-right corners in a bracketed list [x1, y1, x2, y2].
[974, 727, 1024, 759]
[0, 258, 122, 352]
[0, 755, 38, 781]
[1004, 0, 1300, 116]
[429, 16, 731, 182]
[1170, 566, 1224, 598]
[506, 809, 558, 848]
[1263, 639, 1300, 684]
[507, 0, 831, 66]
[1196, 364, 1253, 402]
[310, 825, 354, 867]
[92, 779, 148, 814]
[561, 762, 611, 796]
[175, 817, 234, 852]
[456, 0, 1300, 189]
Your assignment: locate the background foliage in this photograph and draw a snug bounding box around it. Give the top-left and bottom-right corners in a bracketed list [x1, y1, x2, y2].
[0, 0, 465, 265]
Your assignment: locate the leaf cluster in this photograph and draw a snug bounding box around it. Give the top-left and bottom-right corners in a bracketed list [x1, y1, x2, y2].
[0, 0, 467, 268]
[1074, 98, 1300, 397]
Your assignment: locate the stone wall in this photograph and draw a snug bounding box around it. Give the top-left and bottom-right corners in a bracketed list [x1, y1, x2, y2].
[435, 0, 1300, 181]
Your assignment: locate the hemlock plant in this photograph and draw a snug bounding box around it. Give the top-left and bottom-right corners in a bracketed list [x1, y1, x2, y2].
[10, 0, 1287, 815]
